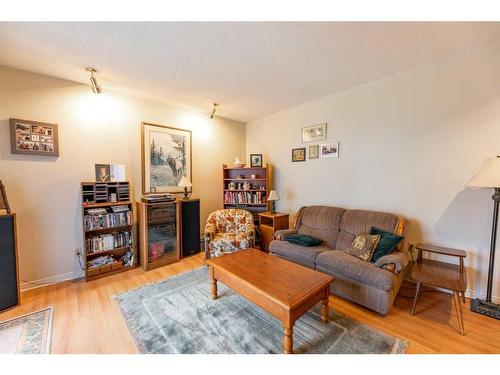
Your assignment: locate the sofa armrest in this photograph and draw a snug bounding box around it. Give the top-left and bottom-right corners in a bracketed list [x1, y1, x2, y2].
[374, 252, 408, 275]
[274, 229, 297, 241]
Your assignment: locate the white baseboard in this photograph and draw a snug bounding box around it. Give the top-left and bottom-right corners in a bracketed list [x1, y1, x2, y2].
[465, 288, 500, 304]
[20, 271, 82, 292]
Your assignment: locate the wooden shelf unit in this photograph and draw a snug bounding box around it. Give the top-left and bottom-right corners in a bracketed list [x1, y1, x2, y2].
[81, 182, 137, 281]
[222, 164, 272, 213]
[223, 164, 272, 246]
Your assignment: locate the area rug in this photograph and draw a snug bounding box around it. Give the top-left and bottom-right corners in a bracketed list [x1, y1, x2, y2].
[114, 267, 407, 354]
[0, 307, 53, 354]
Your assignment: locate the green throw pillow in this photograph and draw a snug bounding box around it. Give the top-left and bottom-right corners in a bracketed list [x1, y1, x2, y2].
[370, 227, 404, 262]
[284, 234, 323, 247]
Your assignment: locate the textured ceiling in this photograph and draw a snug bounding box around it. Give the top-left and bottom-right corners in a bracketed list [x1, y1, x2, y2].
[0, 22, 499, 122]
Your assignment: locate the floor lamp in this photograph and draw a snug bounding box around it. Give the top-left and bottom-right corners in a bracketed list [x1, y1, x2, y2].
[467, 156, 500, 319]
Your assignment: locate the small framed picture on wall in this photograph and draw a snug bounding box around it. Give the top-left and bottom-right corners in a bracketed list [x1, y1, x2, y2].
[321, 142, 339, 158]
[10, 118, 59, 156]
[308, 145, 319, 159]
[292, 147, 306, 162]
[302, 123, 327, 143]
[250, 153, 263, 167]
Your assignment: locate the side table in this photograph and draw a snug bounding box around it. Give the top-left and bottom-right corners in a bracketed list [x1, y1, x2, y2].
[411, 243, 467, 335]
[258, 212, 289, 252]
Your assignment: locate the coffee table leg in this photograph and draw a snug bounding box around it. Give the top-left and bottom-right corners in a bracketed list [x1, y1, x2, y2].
[283, 325, 293, 354]
[321, 286, 330, 323]
[210, 266, 218, 300]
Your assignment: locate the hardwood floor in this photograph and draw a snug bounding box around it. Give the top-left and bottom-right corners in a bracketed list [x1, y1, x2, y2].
[1, 253, 499, 354]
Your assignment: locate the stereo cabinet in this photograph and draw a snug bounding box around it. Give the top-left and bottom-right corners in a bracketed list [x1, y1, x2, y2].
[137, 201, 181, 271]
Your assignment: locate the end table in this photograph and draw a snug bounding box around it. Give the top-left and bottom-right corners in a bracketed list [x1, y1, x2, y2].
[258, 212, 289, 252]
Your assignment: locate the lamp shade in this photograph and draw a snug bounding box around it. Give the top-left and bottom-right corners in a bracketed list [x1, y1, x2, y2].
[467, 156, 500, 188]
[178, 175, 192, 187]
[268, 190, 279, 201]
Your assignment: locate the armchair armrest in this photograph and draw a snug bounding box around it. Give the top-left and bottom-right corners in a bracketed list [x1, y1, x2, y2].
[274, 229, 298, 241]
[204, 224, 217, 260]
[246, 230, 255, 247]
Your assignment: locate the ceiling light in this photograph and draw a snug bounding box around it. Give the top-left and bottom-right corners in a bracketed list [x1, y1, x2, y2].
[209, 103, 218, 119]
[86, 67, 102, 94]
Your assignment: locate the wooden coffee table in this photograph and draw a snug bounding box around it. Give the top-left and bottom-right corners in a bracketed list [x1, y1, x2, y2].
[206, 248, 334, 354]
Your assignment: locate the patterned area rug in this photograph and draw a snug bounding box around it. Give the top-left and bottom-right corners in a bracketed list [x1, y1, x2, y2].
[115, 268, 407, 354]
[0, 307, 53, 354]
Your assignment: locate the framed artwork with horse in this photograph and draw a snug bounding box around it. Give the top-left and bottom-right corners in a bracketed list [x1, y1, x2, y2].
[141, 122, 192, 195]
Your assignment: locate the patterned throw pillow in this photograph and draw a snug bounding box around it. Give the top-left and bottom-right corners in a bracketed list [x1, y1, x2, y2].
[344, 234, 381, 262]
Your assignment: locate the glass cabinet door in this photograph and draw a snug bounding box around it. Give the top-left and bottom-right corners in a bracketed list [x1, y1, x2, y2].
[147, 202, 178, 264]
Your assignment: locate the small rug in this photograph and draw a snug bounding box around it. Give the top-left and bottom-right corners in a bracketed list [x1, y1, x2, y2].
[115, 267, 407, 354]
[0, 307, 53, 354]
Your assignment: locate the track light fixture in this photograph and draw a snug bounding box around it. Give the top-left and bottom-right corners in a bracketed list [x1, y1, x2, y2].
[209, 103, 218, 119]
[86, 67, 102, 94]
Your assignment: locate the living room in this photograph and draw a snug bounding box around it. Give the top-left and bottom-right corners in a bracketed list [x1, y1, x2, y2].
[1, 1, 500, 373]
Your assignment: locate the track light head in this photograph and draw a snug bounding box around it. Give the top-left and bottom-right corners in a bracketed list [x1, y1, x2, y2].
[86, 67, 102, 94]
[210, 103, 218, 119]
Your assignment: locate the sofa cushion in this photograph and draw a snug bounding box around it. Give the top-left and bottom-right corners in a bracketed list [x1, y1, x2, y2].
[336, 209, 399, 251]
[370, 227, 404, 262]
[315, 250, 396, 291]
[269, 240, 330, 269]
[344, 234, 381, 261]
[297, 206, 345, 249]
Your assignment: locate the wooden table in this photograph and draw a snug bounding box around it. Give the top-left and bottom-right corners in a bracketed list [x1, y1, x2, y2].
[206, 248, 334, 353]
[258, 212, 289, 252]
[411, 243, 467, 335]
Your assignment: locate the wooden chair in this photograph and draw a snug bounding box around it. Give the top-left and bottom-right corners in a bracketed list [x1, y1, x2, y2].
[410, 243, 467, 335]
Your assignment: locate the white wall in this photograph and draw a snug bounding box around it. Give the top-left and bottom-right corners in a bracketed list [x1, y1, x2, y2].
[246, 41, 500, 301]
[0, 66, 246, 286]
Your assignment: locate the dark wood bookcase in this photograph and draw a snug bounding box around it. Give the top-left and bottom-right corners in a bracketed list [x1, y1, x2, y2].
[81, 182, 137, 281]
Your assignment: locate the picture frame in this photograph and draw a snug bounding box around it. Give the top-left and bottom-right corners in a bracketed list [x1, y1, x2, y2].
[321, 142, 339, 158]
[141, 122, 192, 195]
[250, 153, 263, 167]
[308, 145, 319, 159]
[95, 164, 111, 182]
[10, 118, 59, 156]
[301, 123, 327, 143]
[292, 147, 306, 162]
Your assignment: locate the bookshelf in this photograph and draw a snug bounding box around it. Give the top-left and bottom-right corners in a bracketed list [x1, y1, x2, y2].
[223, 164, 272, 245]
[81, 182, 137, 281]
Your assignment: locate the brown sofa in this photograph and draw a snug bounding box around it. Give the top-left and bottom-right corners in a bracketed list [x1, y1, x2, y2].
[269, 206, 407, 315]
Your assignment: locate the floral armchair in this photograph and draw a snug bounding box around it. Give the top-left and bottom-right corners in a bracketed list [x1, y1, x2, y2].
[204, 209, 255, 259]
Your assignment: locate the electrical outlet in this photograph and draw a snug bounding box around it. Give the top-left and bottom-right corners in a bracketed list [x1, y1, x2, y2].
[75, 248, 82, 257]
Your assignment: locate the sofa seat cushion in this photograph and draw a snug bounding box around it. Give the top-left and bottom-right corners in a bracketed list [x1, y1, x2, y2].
[269, 240, 330, 269]
[315, 250, 396, 291]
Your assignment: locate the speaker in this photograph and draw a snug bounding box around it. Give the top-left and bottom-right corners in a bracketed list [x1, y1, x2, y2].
[180, 199, 200, 257]
[0, 214, 20, 312]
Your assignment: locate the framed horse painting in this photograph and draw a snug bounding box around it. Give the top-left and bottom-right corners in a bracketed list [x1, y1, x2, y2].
[141, 122, 192, 195]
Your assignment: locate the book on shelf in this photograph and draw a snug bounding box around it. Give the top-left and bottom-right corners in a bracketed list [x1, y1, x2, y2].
[86, 231, 132, 253]
[224, 191, 266, 205]
[111, 205, 130, 213]
[84, 206, 132, 231]
[87, 249, 134, 269]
